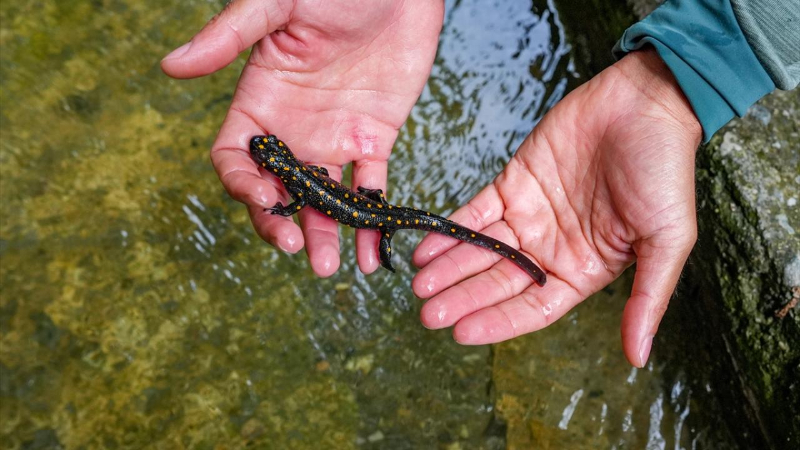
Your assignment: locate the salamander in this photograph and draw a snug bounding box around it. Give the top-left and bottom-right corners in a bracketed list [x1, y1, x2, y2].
[250, 135, 546, 286]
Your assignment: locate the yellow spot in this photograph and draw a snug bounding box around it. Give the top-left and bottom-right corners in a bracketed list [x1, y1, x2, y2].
[353, 198, 358, 203]
[302, 167, 307, 171]
[406, 221, 409, 225]
[323, 182, 328, 186]
[388, 205, 393, 209]
[387, 247, 391, 252]
[319, 190, 325, 195]
[432, 221, 438, 226]
[273, 169, 278, 173]
[385, 233, 390, 237]
[397, 220, 402, 225]
[278, 141, 284, 147]
[269, 157, 275, 162]
[344, 193, 349, 199]
[495, 244, 500, 249]
[292, 176, 297, 180]
[451, 228, 456, 233]
[313, 172, 318, 177]
[283, 167, 290, 171]
[365, 220, 370, 225]
[353, 212, 359, 218]
[371, 214, 376, 218]
[259, 145, 265, 149]
[336, 199, 341, 204]
[306, 181, 311, 187]
[511, 255, 516, 259]
[261, 162, 267, 167]
[379, 193, 384, 197]
[367, 203, 372, 208]
[471, 233, 476, 238]
[377, 204, 383, 209]
[319, 201, 323, 205]
[297, 193, 302, 197]
[427, 212, 431, 216]
[415, 219, 419, 224]
[296, 205, 301, 210]
[388, 216, 392, 221]
[327, 211, 332, 215]
[378, 222, 383, 227]
[327, 195, 332, 200]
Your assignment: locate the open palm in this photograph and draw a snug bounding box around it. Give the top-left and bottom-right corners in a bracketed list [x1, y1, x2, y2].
[412, 49, 702, 367]
[162, 0, 444, 276]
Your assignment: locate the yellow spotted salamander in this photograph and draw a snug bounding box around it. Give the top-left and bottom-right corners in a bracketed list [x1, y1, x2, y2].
[251, 135, 546, 286]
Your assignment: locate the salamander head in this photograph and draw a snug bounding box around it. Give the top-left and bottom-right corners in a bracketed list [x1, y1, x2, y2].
[250, 135, 297, 171]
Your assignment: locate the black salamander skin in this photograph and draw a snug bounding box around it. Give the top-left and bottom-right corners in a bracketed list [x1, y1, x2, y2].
[250, 135, 546, 286]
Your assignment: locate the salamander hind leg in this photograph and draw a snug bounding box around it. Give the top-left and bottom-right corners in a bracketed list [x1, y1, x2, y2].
[357, 187, 388, 204]
[378, 228, 396, 272]
[307, 165, 329, 177]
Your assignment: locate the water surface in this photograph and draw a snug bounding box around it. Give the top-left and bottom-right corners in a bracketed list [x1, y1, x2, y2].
[1, 0, 736, 448]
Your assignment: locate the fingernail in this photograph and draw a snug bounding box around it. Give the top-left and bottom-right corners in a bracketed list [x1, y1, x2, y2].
[638, 335, 654, 368]
[163, 41, 193, 61]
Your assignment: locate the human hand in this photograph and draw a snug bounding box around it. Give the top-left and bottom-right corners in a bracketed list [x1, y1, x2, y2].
[161, 0, 443, 276]
[412, 48, 702, 367]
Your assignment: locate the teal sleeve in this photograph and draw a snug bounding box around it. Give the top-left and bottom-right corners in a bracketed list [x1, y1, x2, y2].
[613, 0, 776, 142]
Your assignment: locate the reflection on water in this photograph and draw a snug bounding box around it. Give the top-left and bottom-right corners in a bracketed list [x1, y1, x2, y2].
[1, 0, 735, 448]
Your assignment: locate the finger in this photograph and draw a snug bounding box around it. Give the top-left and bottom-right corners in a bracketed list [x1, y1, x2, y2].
[451, 279, 582, 344]
[210, 106, 278, 207]
[161, 0, 292, 79]
[412, 222, 524, 298]
[420, 258, 534, 329]
[211, 107, 304, 253]
[212, 148, 278, 207]
[621, 230, 696, 367]
[352, 159, 388, 274]
[299, 164, 343, 278]
[412, 184, 505, 268]
[248, 204, 304, 254]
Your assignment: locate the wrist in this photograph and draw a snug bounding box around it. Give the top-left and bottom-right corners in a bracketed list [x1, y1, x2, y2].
[615, 48, 703, 147]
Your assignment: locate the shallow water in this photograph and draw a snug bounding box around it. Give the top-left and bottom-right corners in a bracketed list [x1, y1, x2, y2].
[1, 0, 736, 448]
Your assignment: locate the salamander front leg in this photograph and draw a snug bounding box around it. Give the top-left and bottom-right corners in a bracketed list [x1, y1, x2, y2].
[378, 228, 396, 272]
[357, 187, 388, 204]
[266, 199, 306, 216]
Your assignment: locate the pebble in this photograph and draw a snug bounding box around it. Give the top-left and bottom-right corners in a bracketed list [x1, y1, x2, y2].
[746, 104, 771, 126]
[368, 431, 385, 442]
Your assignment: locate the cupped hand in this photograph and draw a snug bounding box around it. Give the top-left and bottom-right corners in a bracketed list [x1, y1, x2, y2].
[412, 48, 703, 367]
[162, 0, 443, 276]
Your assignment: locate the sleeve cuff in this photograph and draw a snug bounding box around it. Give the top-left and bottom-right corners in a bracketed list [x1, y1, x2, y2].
[613, 0, 775, 142]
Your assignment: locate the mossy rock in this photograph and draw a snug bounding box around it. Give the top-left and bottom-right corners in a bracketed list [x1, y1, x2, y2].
[691, 88, 799, 449]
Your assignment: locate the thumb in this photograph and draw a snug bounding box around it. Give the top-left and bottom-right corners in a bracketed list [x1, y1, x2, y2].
[621, 228, 697, 367]
[161, 0, 292, 79]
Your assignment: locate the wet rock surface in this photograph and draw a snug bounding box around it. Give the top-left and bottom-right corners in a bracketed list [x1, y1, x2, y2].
[691, 88, 800, 448]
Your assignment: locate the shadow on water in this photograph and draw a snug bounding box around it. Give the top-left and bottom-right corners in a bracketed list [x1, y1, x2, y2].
[0, 0, 737, 448]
